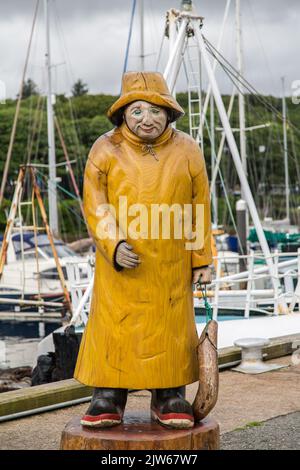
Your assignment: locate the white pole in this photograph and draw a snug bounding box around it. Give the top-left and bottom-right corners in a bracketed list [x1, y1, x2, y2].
[194, 24, 287, 311]
[210, 89, 235, 192]
[215, 256, 297, 283]
[289, 248, 300, 312]
[236, 0, 247, 184]
[236, 0, 249, 262]
[167, 9, 178, 98]
[282, 76, 290, 224]
[164, 19, 187, 93]
[245, 250, 254, 318]
[273, 249, 280, 315]
[210, 94, 218, 227]
[69, 275, 93, 326]
[140, 0, 145, 71]
[44, 0, 58, 236]
[213, 256, 221, 320]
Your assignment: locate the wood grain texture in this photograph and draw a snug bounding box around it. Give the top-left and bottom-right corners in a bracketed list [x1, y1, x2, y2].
[74, 119, 212, 389]
[60, 413, 220, 450]
[0, 379, 92, 418]
[192, 320, 219, 421]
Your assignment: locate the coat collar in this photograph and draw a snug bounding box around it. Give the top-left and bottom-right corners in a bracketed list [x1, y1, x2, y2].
[120, 121, 174, 149]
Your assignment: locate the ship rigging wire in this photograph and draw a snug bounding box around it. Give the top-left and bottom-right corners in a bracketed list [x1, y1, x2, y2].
[203, 35, 300, 138]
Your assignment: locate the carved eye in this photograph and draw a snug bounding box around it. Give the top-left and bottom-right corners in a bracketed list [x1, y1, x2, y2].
[132, 109, 142, 116]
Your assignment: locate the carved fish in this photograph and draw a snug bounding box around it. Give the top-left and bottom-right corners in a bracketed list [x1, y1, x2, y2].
[192, 319, 219, 422]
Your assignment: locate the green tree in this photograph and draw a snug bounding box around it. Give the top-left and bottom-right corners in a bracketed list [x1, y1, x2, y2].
[1, 91, 299, 236]
[21, 78, 38, 99]
[71, 79, 89, 97]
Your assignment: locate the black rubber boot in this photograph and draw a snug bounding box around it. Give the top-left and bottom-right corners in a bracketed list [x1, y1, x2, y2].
[81, 388, 128, 428]
[151, 386, 194, 429]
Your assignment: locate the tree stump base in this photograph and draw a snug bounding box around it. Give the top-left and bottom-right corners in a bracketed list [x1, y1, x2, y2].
[60, 412, 220, 450]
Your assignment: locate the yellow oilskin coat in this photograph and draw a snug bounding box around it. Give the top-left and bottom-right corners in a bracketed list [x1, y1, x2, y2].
[74, 122, 212, 389]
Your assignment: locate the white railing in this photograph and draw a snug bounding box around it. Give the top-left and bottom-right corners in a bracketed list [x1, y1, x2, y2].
[66, 250, 300, 327]
[65, 257, 94, 326]
[207, 248, 300, 318]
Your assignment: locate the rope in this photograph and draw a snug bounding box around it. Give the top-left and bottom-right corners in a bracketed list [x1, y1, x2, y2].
[206, 32, 299, 220]
[52, 1, 85, 175]
[35, 168, 85, 226]
[204, 36, 300, 138]
[197, 282, 213, 323]
[0, 0, 40, 207]
[203, 115, 246, 256]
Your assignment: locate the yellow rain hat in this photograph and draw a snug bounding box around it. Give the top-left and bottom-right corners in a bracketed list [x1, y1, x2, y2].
[107, 71, 185, 126]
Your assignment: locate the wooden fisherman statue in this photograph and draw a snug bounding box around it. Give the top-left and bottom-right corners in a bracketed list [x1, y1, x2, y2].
[74, 71, 213, 429]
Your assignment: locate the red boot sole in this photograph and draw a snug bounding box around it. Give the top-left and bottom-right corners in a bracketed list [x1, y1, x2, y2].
[151, 409, 194, 429]
[80, 413, 122, 428]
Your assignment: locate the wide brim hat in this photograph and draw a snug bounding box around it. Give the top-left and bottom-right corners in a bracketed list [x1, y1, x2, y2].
[107, 72, 185, 126]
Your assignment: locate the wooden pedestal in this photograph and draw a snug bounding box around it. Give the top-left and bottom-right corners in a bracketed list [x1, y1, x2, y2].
[60, 412, 220, 450]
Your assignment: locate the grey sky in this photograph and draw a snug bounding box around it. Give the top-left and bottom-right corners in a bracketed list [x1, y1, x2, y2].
[0, 0, 299, 99]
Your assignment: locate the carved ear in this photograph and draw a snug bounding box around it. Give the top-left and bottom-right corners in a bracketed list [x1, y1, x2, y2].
[110, 106, 126, 126]
[166, 108, 176, 123]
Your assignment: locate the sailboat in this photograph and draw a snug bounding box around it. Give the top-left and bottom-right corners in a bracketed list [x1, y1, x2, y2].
[0, 0, 90, 316]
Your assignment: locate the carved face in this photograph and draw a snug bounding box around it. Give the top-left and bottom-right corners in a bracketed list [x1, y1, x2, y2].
[124, 100, 168, 142]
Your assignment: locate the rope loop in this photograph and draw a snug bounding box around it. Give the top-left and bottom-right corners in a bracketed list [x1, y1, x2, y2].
[197, 282, 213, 323]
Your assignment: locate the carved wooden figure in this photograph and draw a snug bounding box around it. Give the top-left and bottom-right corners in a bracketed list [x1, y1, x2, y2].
[61, 71, 220, 449]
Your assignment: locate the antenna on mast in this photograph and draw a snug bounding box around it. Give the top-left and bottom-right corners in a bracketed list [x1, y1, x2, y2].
[140, 0, 145, 70]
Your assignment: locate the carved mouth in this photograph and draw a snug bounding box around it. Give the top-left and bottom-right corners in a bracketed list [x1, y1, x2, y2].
[140, 127, 155, 133]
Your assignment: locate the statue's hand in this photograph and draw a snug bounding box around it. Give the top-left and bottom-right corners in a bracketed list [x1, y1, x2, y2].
[193, 266, 212, 285]
[115, 242, 141, 269]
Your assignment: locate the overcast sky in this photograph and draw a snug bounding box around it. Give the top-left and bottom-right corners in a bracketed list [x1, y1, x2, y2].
[0, 0, 299, 99]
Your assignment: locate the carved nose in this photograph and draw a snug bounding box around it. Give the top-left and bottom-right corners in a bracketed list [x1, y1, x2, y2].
[142, 112, 152, 125]
[142, 118, 151, 125]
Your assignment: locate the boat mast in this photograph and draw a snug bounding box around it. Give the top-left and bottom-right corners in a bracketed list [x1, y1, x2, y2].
[210, 94, 218, 227]
[123, 0, 137, 74]
[236, 0, 247, 193]
[236, 0, 249, 264]
[140, 0, 145, 70]
[0, 0, 39, 208]
[282, 76, 290, 224]
[44, 0, 59, 236]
